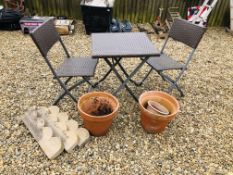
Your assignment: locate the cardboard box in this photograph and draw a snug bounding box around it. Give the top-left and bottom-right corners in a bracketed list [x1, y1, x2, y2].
[20, 17, 75, 35]
[54, 19, 75, 35]
[20, 16, 53, 34]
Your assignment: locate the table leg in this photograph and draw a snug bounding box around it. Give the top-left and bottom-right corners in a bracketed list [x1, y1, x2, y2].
[93, 58, 119, 88]
[114, 57, 149, 97]
[104, 58, 138, 101]
[117, 58, 146, 86]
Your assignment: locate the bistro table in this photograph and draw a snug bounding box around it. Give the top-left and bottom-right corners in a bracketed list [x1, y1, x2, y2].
[91, 32, 160, 101]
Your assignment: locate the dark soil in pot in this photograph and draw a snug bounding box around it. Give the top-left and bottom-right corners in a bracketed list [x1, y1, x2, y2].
[77, 91, 119, 136]
[89, 97, 113, 116]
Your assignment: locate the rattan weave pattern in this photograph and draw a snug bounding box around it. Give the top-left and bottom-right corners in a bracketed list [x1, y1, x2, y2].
[147, 54, 184, 71]
[56, 57, 98, 77]
[30, 18, 60, 57]
[92, 32, 159, 58]
[169, 18, 206, 49]
[30, 19, 98, 78]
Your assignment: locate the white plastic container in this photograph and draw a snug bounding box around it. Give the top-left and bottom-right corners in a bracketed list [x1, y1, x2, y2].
[81, 0, 115, 7]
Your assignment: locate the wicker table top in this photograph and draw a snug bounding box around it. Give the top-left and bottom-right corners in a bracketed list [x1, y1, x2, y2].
[91, 32, 160, 58]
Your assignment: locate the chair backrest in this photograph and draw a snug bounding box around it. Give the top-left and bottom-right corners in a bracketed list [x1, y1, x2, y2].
[168, 18, 206, 49]
[30, 18, 60, 57]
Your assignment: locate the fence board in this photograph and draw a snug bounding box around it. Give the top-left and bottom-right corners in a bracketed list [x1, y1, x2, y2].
[0, 0, 230, 26]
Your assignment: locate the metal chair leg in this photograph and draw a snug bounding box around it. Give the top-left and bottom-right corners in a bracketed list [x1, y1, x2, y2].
[82, 77, 96, 92]
[159, 72, 185, 97]
[135, 67, 153, 86]
[53, 79, 86, 105]
[158, 71, 166, 81]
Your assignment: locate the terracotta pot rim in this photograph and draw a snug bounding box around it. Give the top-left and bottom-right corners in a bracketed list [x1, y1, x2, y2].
[139, 91, 180, 117]
[147, 100, 170, 115]
[77, 91, 120, 119]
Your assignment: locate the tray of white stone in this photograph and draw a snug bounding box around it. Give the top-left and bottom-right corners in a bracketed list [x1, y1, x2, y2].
[22, 106, 90, 159]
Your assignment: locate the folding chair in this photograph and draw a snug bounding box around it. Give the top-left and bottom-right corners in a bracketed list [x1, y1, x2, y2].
[138, 18, 206, 96]
[30, 18, 98, 105]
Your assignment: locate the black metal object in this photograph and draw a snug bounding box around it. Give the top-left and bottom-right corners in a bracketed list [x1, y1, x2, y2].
[81, 2, 113, 35]
[0, 8, 23, 30]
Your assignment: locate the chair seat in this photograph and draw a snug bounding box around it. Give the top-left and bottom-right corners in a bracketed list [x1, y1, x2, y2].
[56, 57, 98, 77]
[147, 54, 184, 71]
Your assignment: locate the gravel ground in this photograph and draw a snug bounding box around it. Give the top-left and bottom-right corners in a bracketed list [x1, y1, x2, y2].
[0, 22, 233, 174]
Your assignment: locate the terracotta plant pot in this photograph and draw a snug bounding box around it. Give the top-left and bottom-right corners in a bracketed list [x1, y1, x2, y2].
[77, 91, 119, 136]
[139, 91, 180, 133]
[147, 100, 170, 115]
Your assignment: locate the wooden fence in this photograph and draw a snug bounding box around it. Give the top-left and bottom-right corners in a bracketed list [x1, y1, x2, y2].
[0, 0, 230, 26]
